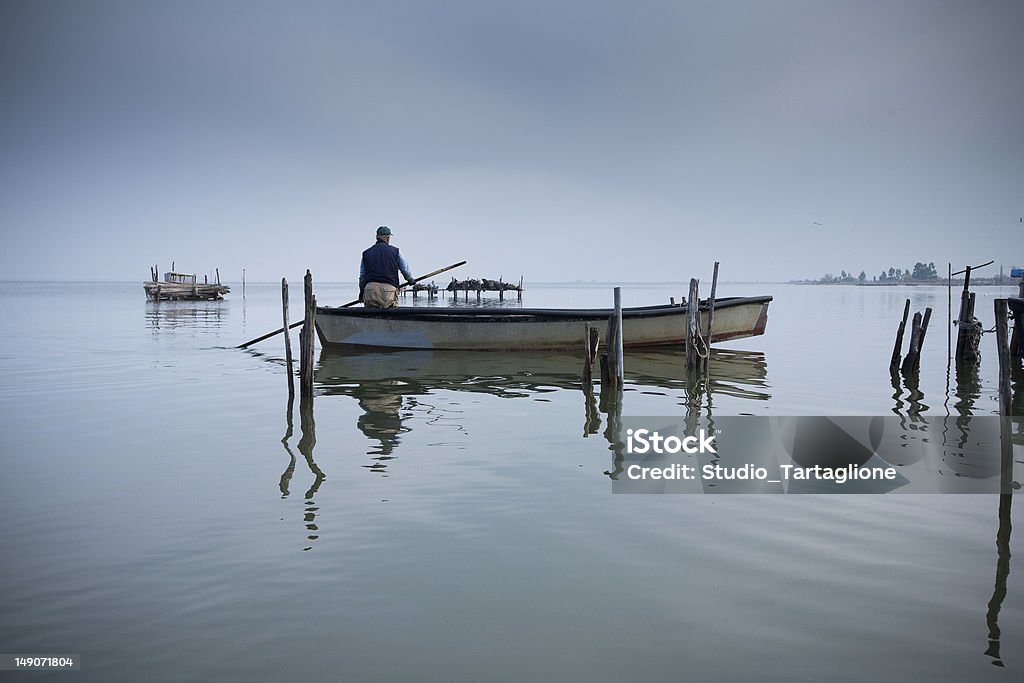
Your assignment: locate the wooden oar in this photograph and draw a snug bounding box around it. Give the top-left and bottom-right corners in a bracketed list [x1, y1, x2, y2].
[236, 260, 467, 349]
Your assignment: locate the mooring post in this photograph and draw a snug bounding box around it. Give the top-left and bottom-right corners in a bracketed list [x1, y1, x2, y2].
[901, 311, 923, 377]
[686, 278, 700, 371]
[890, 299, 911, 373]
[605, 311, 620, 391]
[995, 299, 1012, 417]
[947, 263, 951, 362]
[581, 323, 600, 387]
[613, 287, 624, 388]
[955, 266, 973, 365]
[300, 270, 316, 397]
[703, 262, 719, 372]
[994, 299, 1014, 496]
[242, 268, 246, 298]
[582, 323, 593, 386]
[915, 307, 932, 373]
[282, 278, 294, 398]
[599, 353, 611, 394]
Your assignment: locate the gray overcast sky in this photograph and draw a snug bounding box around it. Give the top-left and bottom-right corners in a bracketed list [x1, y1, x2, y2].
[1, 0, 1021, 283]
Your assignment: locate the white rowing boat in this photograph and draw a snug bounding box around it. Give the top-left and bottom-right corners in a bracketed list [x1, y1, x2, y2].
[314, 296, 771, 351]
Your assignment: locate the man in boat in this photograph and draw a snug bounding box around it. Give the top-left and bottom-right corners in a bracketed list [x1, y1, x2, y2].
[358, 225, 414, 308]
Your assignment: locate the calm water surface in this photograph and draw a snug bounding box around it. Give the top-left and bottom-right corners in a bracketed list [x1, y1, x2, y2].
[0, 280, 1021, 681]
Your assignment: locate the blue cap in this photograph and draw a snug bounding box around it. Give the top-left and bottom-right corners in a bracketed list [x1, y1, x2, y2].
[376, 226, 392, 237]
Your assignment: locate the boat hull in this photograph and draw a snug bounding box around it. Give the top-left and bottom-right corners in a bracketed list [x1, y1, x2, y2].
[143, 282, 230, 301]
[315, 296, 771, 351]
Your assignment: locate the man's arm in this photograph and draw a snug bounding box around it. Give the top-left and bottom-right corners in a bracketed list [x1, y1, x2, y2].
[358, 260, 366, 300]
[398, 253, 414, 284]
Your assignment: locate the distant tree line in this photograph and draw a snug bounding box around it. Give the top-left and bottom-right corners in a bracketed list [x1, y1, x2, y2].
[815, 262, 939, 284]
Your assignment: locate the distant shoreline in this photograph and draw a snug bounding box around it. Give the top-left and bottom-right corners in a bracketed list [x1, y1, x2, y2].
[788, 279, 1018, 287]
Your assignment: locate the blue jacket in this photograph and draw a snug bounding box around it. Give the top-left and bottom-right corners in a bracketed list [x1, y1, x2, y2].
[360, 241, 412, 288]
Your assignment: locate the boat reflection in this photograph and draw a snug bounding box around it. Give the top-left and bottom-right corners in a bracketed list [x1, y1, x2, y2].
[318, 347, 769, 396]
[145, 300, 228, 332]
[316, 346, 771, 467]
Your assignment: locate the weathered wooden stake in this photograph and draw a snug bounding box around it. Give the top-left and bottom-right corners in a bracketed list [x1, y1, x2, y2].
[605, 313, 621, 392]
[916, 307, 932, 371]
[599, 353, 611, 396]
[703, 262, 719, 371]
[995, 299, 1012, 417]
[917, 309, 933, 360]
[581, 323, 601, 387]
[994, 299, 1014, 497]
[901, 312, 923, 376]
[955, 266, 977, 368]
[282, 278, 294, 398]
[300, 270, 316, 397]
[242, 268, 246, 298]
[947, 263, 951, 361]
[613, 287, 624, 388]
[890, 299, 911, 373]
[1011, 298, 1024, 363]
[686, 278, 700, 371]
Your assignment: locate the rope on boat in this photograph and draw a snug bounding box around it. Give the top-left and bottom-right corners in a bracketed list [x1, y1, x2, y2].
[692, 324, 710, 359]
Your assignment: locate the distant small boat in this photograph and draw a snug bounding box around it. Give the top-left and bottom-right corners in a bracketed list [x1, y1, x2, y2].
[315, 296, 771, 351]
[144, 270, 230, 301]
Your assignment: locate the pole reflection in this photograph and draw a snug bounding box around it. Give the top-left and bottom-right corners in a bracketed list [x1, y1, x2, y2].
[280, 393, 325, 551]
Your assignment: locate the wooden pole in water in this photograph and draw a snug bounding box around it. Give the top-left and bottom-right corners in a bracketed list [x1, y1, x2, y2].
[890, 299, 911, 373]
[915, 307, 932, 373]
[581, 323, 601, 387]
[582, 323, 593, 386]
[282, 278, 294, 398]
[613, 287, 624, 388]
[300, 270, 316, 398]
[703, 262, 719, 372]
[955, 266, 972, 363]
[599, 353, 611, 395]
[901, 312, 923, 377]
[243, 268, 246, 298]
[995, 299, 1014, 497]
[686, 278, 700, 371]
[995, 299, 1012, 417]
[947, 263, 951, 361]
[605, 313, 620, 392]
